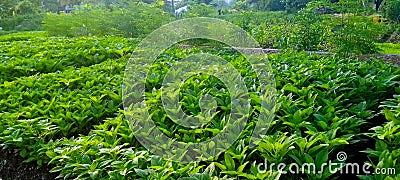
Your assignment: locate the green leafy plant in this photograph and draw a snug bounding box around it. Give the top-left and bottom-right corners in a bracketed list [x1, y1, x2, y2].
[0, 35, 399, 179]
[43, 2, 173, 37]
[361, 88, 400, 180]
[383, 0, 400, 23]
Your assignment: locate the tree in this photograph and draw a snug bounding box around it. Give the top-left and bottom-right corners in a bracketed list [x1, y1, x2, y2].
[0, 0, 42, 16]
[232, 0, 249, 11]
[246, 0, 284, 11]
[43, 0, 59, 12]
[57, 0, 82, 9]
[383, 0, 400, 22]
[282, 0, 310, 12]
[268, 0, 285, 11]
[0, 0, 17, 17]
[15, 0, 42, 15]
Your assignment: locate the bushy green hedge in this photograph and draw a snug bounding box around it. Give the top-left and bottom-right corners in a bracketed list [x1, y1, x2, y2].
[361, 89, 400, 180]
[184, 3, 218, 17]
[43, 2, 173, 37]
[222, 11, 386, 55]
[384, 0, 400, 23]
[0, 14, 43, 31]
[220, 11, 290, 32]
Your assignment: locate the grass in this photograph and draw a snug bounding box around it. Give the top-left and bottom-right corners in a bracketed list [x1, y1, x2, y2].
[377, 43, 400, 54]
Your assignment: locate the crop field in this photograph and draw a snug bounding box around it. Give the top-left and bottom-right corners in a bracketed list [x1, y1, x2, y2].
[0, 32, 398, 179]
[1, 0, 400, 179]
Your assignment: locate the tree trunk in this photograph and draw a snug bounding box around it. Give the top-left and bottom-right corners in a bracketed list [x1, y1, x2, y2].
[375, 0, 383, 11]
[171, 0, 175, 14]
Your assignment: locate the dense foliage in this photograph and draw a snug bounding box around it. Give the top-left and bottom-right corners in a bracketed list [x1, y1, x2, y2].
[1, 0, 397, 55]
[222, 10, 386, 55]
[383, 0, 400, 23]
[43, 2, 173, 37]
[0, 33, 399, 179]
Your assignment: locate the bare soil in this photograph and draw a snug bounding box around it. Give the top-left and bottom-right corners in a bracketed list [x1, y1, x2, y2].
[0, 149, 58, 180]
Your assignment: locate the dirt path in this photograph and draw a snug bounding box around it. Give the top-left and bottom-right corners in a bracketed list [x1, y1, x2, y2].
[178, 45, 400, 66]
[360, 54, 400, 66]
[0, 149, 58, 180]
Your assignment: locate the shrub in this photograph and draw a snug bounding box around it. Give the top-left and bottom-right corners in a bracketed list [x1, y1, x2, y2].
[0, 31, 47, 41]
[0, 31, 17, 36]
[226, 10, 384, 54]
[43, 2, 173, 37]
[327, 16, 385, 55]
[221, 11, 289, 32]
[0, 14, 43, 31]
[283, 10, 328, 51]
[376, 43, 400, 54]
[185, 3, 217, 17]
[384, 0, 400, 23]
[43, 10, 121, 37]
